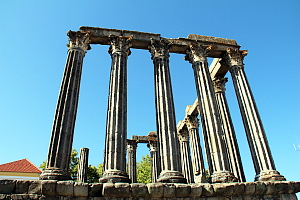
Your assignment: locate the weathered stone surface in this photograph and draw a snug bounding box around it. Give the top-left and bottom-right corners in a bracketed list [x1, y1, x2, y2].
[28, 180, 42, 194]
[102, 183, 130, 198]
[232, 182, 245, 195]
[163, 183, 176, 197]
[131, 183, 148, 197]
[147, 183, 164, 198]
[57, 181, 74, 196]
[10, 194, 29, 199]
[15, 180, 29, 194]
[213, 183, 234, 196]
[41, 180, 57, 196]
[190, 183, 203, 197]
[254, 182, 266, 195]
[174, 183, 191, 197]
[201, 183, 214, 196]
[89, 183, 103, 197]
[74, 182, 89, 197]
[0, 180, 15, 194]
[244, 182, 256, 195]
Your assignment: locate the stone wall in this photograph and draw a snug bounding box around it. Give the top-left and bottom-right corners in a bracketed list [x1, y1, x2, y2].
[0, 180, 299, 200]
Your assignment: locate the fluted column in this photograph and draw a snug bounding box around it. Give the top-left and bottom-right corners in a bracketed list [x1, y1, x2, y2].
[149, 38, 186, 183]
[184, 43, 237, 183]
[100, 35, 132, 183]
[213, 77, 246, 182]
[185, 115, 207, 183]
[127, 140, 137, 183]
[148, 141, 159, 183]
[223, 49, 285, 181]
[178, 125, 194, 183]
[77, 147, 89, 183]
[40, 31, 91, 180]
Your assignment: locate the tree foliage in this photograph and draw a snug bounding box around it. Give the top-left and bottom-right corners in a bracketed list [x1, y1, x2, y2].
[136, 154, 152, 184]
[40, 149, 101, 183]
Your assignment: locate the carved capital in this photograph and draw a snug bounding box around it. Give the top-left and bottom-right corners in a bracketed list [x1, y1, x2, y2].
[108, 35, 133, 56]
[127, 140, 137, 152]
[67, 31, 91, 53]
[184, 43, 211, 63]
[148, 141, 158, 152]
[178, 128, 189, 142]
[185, 115, 199, 130]
[213, 77, 228, 93]
[149, 38, 172, 59]
[223, 48, 248, 69]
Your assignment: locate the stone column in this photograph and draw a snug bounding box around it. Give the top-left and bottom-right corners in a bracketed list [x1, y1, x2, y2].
[148, 141, 159, 183]
[149, 38, 186, 183]
[184, 43, 237, 183]
[100, 35, 132, 183]
[223, 49, 285, 181]
[185, 115, 207, 183]
[178, 125, 194, 183]
[127, 140, 137, 183]
[40, 31, 91, 180]
[77, 147, 89, 183]
[213, 77, 246, 182]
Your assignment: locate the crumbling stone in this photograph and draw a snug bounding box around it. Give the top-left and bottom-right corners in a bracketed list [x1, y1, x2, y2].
[232, 182, 245, 195]
[254, 182, 266, 194]
[163, 183, 176, 198]
[0, 180, 15, 194]
[213, 183, 234, 196]
[147, 183, 163, 198]
[41, 180, 57, 196]
[89, 183, 103, 197]
[201, 183, 214, 196]
[131, 183, 148, 197]
[244, 182, 256, 195]
[28, 180, 42, 194]
[74, 182, 89, 197]
[174, 183, 190, 197]
[57, 181, 74, 196]
[190, 183, 202, 197]
[15, 180, 29, 194]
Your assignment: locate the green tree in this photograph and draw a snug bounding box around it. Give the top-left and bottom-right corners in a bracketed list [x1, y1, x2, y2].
[40, 149, 101, 182]
[136, 154, 152, 184]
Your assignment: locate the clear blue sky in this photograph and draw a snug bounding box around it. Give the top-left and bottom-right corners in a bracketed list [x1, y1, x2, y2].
[0, 0, 299, 183]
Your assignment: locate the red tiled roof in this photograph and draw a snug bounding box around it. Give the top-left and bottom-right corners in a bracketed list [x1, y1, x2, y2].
[0, 159, 42, 173]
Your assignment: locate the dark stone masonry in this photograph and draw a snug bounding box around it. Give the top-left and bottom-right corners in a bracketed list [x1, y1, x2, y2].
[0, 180, 299, 200]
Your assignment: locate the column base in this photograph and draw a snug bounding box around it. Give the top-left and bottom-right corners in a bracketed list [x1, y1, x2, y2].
[39, 168, 71, 181]
[255, 170, 286, 181]
[194, 174, 207, 183]
[211, 171, 238, 183]
[99, 170, 130, 183]
[157, 170, 187, 183]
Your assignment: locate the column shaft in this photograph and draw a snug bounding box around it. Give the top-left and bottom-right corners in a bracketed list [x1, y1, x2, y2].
[186, 115, 207, 183]
[100, 35, 132, 183]
[184, 43, 237, 183]
[127, 140, 137, 183]
[150, 38, 186, 183]
[224, 49, 285, 181]
[77, 148, 89, 183]
[40, 31, 90, 180]
[213, 77, 246, 182]
[178, 127, 194, 183]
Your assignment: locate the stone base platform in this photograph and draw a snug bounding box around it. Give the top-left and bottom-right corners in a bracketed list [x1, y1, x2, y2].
[0, 180, 299, 200]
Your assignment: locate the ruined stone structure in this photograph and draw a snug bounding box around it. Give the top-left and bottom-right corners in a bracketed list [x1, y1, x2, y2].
[1, 27, 299, 199]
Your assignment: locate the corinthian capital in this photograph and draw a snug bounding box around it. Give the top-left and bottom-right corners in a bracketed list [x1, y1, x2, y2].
[184, 43, 211, 63]
[67, 31, 91, 53]
[185, 115, 199, 130]
[224, 48, 248, 67]
[178, 128, 189, 142]
[149, 38, 172, 59]
[213, 77, 228, 93]
[108, 35, 133, 56]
